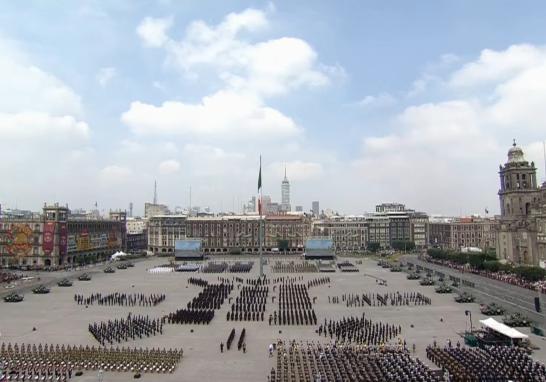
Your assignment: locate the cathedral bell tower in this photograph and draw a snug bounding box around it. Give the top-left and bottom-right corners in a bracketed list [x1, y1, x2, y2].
[498, 140, 537, 218]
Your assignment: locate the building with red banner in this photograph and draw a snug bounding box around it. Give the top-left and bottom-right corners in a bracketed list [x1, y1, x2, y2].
[0, 203, 126, 268]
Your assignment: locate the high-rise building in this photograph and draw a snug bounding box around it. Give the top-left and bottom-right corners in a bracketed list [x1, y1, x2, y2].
[281, 167, 291, 212]
[295, 206, 303, 212]
[312, 201, 320, 216]
[244, 196, 257, 214]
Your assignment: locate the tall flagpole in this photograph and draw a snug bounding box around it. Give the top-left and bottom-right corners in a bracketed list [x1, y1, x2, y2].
[258, 155, 263, 277]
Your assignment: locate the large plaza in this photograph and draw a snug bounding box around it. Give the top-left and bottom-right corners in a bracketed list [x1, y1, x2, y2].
[1, 256, 546, 381]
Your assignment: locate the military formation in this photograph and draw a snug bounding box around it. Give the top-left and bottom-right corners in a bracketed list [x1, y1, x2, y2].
[330, 291, 431, 307]
[4, 258, 546, 382]
[88, 313, 164, 345]
[0, 343, 182, 378]
[271, 261, 317, 273]
[318, 313, 401, 346]
[427, 344, 546, 381]
[306, 277, 330, 289]
[165, 278, 232, 325]
[271, 282, 317, 326]
[270, 341, 441, 382]
[227, 280, 269, 321]
[74, 292, 166, 306]
[200, 261, 254, 273]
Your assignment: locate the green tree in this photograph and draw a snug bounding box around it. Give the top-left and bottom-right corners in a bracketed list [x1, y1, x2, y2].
[391, 241, 415, 251]
[513, 266, 546, 282]
[367, 242, 381, 253]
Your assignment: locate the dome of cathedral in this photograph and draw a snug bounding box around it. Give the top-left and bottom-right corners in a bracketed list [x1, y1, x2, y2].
[507, 140, 526, 163]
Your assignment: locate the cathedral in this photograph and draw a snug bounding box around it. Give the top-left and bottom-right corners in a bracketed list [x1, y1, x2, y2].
[496, 141, 546, 265]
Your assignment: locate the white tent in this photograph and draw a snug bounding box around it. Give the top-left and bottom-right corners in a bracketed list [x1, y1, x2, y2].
[111, 251, 128, 261]
[479, 317, 529, 339]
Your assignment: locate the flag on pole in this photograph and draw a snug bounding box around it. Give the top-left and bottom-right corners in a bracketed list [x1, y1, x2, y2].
[258, 156, 262, 216]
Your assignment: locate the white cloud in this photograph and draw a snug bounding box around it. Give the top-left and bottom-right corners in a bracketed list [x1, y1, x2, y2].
[96, 67, 117, 87]
[140, 8, 334, 97]
[0, 38, 82, 117]
[354, 43, 546, 214]
[0, 36, 95, 211]
[126, 7, 337, 149]
[0, 112, 89, 142]
[158, 159, 180, 174]
[0, 36, 89, 148]
[98, 165, 132, 184]
[449, 44, 546, 88]
[136, 16, 173, 47]
[357, 93, 396, 109]
[121, 90, 300, 141]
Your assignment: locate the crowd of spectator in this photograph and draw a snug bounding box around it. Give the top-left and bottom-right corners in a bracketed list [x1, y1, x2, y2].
[422, 256, 546, 294]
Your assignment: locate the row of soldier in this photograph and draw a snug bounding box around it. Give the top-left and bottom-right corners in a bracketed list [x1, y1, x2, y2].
[328, 291, 431, 307]
[0, 343, 182, 375]
[269, 309, 317, 326]
[318, 314, 401, 345]
[228, 283, 269, 321]
[74, 292, 165, 307]
[270, 341, 440, 382]
[88, 314, 163, 345]
[307, 276, 330, 288]
[271, 261, 317, 273]
[165, 308, 215, 325]
[274, 282, 317, 326]
[187, 282, 232, 310]
[427, 344, 546, 381]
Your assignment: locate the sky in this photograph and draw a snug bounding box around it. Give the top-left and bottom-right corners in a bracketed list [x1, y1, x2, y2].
[1, 1, 546, 216]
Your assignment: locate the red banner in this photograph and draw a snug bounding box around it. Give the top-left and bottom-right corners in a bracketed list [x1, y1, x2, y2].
[42, 222, 56, 255]
[58, 222, 68, 256]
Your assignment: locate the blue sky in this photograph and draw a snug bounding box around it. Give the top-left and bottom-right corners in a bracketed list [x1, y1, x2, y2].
[1, 1, 546, 216]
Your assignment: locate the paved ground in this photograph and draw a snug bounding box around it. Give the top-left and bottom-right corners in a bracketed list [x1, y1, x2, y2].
[1, 256, 546, 381]
[404, 256, 546, 325]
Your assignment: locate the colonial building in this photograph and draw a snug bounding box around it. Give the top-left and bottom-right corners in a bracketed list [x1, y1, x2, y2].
[496, 141, 546, 265]
[0, 204, 126, 268]
[147, 214, 311, 255]
[147, 215, 187, 255]
[429, 217, 498, 252]
[312, 216, 368, 253]
[428, 218, 452, 248]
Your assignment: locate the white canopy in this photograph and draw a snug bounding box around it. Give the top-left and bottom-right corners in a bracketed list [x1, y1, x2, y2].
[479, 317, 529, 339]
[111, 251, 128, 260]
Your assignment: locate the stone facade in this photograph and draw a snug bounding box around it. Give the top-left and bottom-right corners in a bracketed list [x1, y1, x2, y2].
[0, 204, 126, 268]
[147, 215, 311, 255]
[496, 142, 546, 265]
[312, 217, 368, 253]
